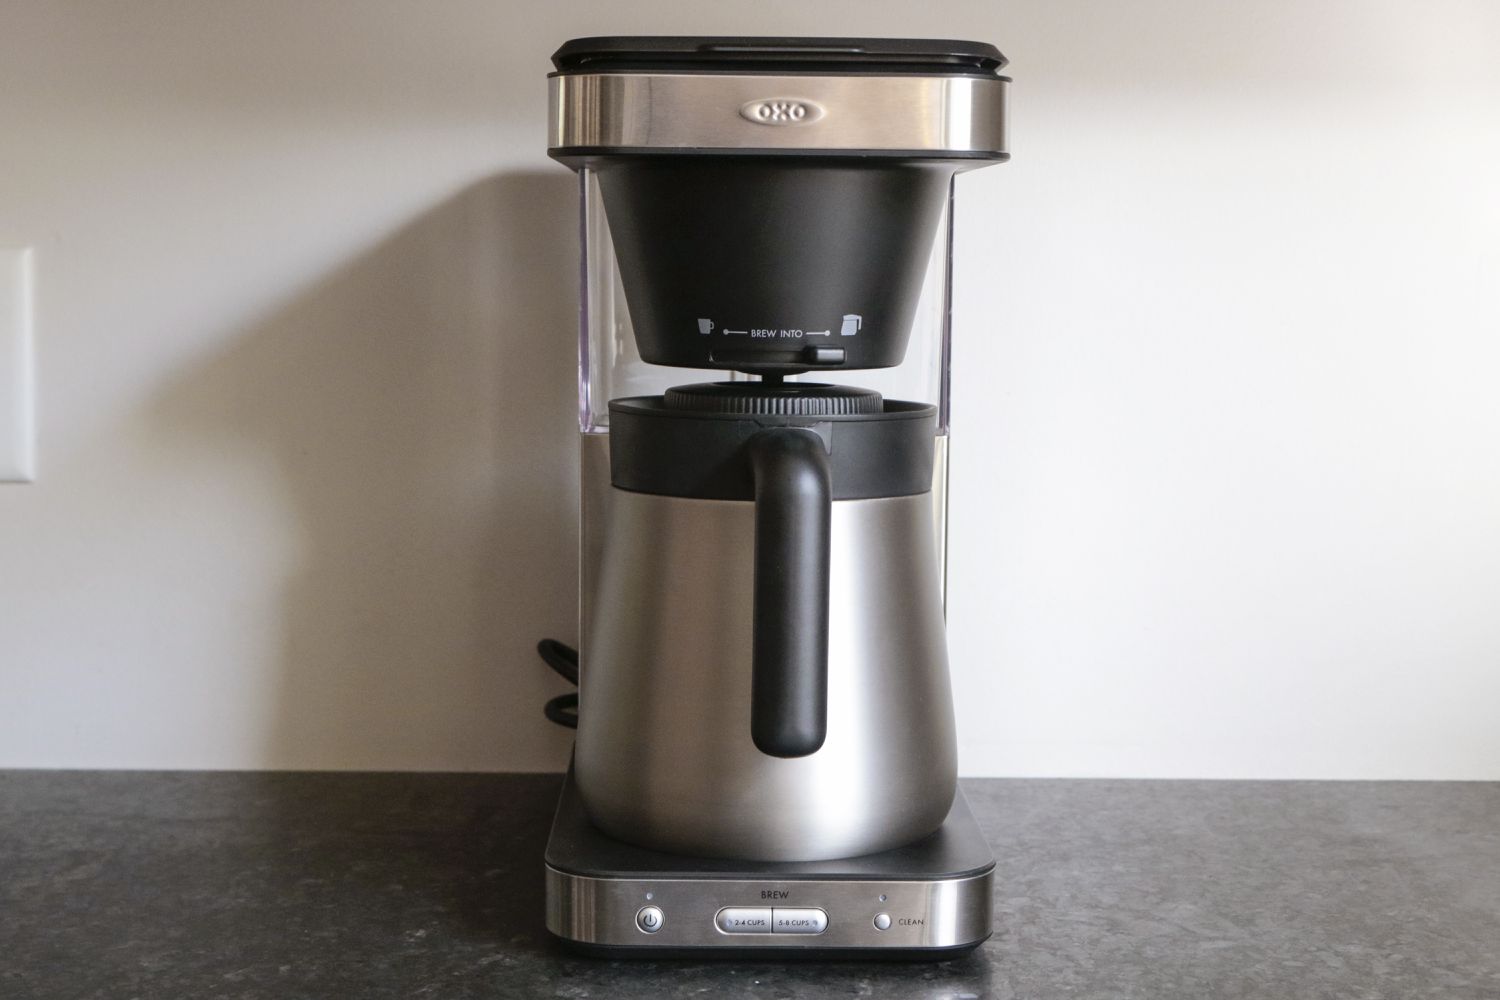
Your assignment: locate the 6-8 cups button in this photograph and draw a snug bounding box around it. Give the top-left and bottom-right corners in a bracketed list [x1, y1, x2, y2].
[636, 905, 664, 933]
[772, 908, 828, 934]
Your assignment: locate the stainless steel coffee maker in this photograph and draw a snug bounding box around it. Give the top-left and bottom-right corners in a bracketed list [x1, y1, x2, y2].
[541, 36, 1009, 957]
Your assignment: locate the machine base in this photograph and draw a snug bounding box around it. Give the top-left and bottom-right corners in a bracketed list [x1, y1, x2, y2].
[544, 768, 994, 958]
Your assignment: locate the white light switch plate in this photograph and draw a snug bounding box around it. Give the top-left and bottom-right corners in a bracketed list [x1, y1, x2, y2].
[1, 248, 36, 482]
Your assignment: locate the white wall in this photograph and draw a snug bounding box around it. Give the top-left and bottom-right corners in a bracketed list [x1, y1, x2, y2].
[1, 1, 1497, 778]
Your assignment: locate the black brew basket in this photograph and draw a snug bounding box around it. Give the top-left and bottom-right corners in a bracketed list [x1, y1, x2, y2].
[595, 156, 955, 375]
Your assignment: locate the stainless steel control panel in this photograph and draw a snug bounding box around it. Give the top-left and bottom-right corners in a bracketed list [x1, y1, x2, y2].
[547, 867, 993, 950]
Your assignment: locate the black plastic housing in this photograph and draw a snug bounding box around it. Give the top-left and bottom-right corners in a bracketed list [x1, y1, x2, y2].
[596, 156, 952, 375]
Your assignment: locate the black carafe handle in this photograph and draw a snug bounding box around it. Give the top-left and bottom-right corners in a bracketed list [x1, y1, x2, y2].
[747, 428, 832, 758]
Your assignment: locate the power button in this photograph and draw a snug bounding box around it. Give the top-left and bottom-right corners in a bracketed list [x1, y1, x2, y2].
[636, 905, 665, 934]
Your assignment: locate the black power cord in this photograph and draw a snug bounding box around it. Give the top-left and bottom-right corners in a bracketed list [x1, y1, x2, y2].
[537, 639, 579, 728]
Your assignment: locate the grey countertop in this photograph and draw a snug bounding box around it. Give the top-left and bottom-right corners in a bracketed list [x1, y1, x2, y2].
[2, 772, 1497, 999]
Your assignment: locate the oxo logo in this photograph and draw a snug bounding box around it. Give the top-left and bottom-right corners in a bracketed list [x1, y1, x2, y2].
[739, 98, 825, 126]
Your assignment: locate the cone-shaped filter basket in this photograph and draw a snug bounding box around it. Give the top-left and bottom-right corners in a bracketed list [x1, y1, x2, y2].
[596, 156, 954, 375]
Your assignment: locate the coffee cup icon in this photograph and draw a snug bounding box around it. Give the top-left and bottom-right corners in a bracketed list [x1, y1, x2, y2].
[697, 318, 714, 335]
[840, 314, 862, 336]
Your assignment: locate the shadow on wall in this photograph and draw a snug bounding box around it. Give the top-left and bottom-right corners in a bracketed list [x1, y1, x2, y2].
[152, 171, 580, 770]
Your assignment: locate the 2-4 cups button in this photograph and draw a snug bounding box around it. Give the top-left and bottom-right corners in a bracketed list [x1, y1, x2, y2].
[715, 907, 772, 934]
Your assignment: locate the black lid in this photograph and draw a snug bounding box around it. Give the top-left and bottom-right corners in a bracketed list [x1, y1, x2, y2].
[664, 382, 884, 416]
[609, 396, 937, 501]
[551, 36, 1007, 77]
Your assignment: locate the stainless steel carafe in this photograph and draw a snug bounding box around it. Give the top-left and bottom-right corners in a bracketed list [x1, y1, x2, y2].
[548, 37, 1009, 863]
[577, 390, 955, 861]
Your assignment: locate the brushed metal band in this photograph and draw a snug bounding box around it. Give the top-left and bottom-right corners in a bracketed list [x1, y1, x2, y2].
[548, 73, 1008, 157]
[545, 866, 993, 949]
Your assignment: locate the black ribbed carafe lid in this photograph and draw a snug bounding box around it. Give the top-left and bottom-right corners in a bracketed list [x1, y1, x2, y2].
[663, 381, 883, 417]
